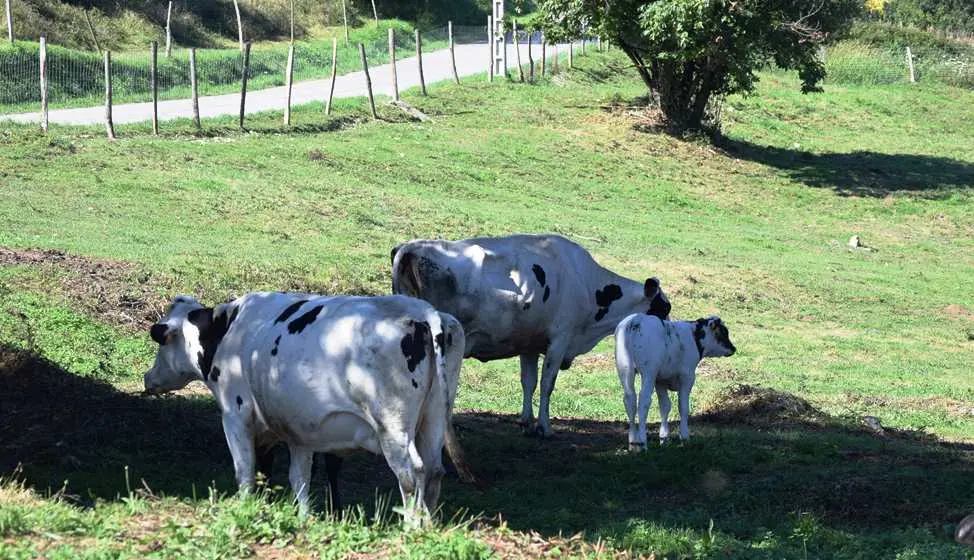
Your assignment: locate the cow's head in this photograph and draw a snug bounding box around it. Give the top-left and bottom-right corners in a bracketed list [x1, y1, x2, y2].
[144, 295, 208, 394]
[643, 277, 672, 320]
[694, 316, 737, 358]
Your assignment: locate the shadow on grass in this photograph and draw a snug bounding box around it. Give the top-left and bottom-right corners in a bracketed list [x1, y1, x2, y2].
[4, 344, 973, 553]
[716, 137, 974, 198]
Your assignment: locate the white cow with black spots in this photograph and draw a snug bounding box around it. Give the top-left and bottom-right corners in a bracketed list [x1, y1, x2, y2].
[614, 314, 736, 450]
[390, 234, 672, 437]
[143, 292, 471, 525]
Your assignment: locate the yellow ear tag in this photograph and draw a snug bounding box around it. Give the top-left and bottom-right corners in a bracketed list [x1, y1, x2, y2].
[710, 323, 718, 332]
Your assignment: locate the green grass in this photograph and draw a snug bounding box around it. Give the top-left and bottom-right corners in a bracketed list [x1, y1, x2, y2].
[1, 50, 973, 557]
[0, 20, 450, 114]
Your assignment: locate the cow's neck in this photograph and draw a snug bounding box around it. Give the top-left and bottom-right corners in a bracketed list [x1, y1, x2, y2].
[188, 303, 237, 378]
[585, 268, 646, 337]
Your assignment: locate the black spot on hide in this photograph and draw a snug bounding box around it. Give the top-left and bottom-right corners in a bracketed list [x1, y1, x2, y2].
[543, 286, 551, 303]
[532, 264, 547, 287]
[150, 323, 169, 345]
[288, 305, 324, 334]
[275, 300, 308, 324]
[412, 379, 419, 389]
[210, 367, 221, 383]
[189, 306, 237, 379]
[271, 335, 281, 356]
[594, 284, 623, 321]
[198, 351, 206, 380]
[434, 331, 453, 352]
[523, 303, 531, 311]
[693, 319, 707, 359]
[400, 321, 430, 372]
[626, 320, 641, 333]
[236, 395, 243, 409]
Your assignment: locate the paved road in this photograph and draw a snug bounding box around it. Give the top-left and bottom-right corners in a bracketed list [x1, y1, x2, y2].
[0, 41, 573, 126]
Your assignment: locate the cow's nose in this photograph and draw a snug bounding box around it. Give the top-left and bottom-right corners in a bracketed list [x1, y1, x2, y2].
[728, 345, 737, 356]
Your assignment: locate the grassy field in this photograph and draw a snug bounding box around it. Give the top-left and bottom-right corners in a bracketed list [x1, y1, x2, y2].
[1, 49, 973, 558]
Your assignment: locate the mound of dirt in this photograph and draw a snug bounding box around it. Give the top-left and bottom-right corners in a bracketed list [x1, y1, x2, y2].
[0, 247, 170, 331]
[699, 384, 829, 429]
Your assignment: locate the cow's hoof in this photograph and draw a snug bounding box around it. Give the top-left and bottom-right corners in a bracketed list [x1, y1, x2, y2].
[628, 442, 647, 453]
[535, 425, 555, 439]
[658, 437, 670, 447]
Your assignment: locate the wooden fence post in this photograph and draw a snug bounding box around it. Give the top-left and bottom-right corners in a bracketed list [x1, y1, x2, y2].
[341, 0, 349, 46]
[5, 0, 12, 43]
[389, 27, 398, 101]
[527, 30, 533, 82]
[189, 47, 200, 129]
[104, 51, 115, 141]
[359, 43, 377, 119]
[541, 35, 546, 77]
[239, 41, 251, 130]
[165, 1, 173, 57]
[512, 19, 523, 82]
[906, 46, 916, 83]
[39, 33, 48, 132]
[150, 41, 159, 134]
[449, 21, 460, 85]
[597, 36, 602, 52]
[284, 43, 294, 125]
[416, 29, 426, 95]
[487, 16, 494, 82]
[581, 35, 585, 55]
[569, 39, 573, 69]
[552, 43, 559, 74]
[326, 37, 337, 115]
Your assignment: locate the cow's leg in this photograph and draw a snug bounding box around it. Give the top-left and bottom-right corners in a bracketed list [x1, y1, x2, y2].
[635, 373, 654, 449]
[288, 445, 314, 517]
[656, 385, 672, 444]
[519, 353, 539, 430]
[221, 413, 256, 494]
[536, 338, 570, 438]
[323, 453, 343, 514]
[416, 416, 446, 515]
[378, 429, 428, 527]
[677, 376, 694, 441]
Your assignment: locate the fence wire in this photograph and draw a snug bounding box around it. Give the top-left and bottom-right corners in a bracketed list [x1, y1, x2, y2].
[0, 24, 492, 113]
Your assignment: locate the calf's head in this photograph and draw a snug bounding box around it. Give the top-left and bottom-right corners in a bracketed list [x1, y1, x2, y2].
[694, 316, 737, 358]
[144, 295, 209, 394]
[642, 277, 672, 320]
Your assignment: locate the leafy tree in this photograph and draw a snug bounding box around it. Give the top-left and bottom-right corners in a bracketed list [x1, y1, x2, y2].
[883, 0, 974, 32]
[538, 0, 862, 132]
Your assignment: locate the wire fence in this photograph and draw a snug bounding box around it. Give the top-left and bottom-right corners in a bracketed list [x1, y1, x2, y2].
[821, 42, 974, 88]
[0, 24, 491, 114]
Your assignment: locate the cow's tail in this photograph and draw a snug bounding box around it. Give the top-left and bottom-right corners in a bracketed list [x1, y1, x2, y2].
[427, 310, 475, 484]
[391, 244, 421, 297]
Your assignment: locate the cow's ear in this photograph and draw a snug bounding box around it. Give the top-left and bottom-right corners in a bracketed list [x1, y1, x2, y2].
[390, 244, 404, 266]
[187, 308, 214, 336]
[643, 277, 660, 298]
[150, 323, 171, 345]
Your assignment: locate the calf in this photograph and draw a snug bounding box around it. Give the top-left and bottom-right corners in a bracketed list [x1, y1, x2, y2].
[144, 292, 471, 525]
[614, 315, 736, 450]
[391, 234, 671, 438]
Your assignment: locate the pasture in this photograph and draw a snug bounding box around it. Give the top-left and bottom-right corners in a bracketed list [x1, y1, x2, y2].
[1, 50, 973, 558]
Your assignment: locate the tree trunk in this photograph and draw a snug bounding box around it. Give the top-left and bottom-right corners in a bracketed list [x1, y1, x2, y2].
[233, 0, 244, 53]
[615, 38, 653, 91]
[289, 0, 294, 43]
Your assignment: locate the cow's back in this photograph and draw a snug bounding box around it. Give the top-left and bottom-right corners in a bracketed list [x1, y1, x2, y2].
[214, 292, 443, 452]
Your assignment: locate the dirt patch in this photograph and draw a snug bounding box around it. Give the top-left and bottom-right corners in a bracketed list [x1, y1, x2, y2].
[699, 384, 829, 428]
[0, 247, 171, 331]
[943, 304, 974, 321]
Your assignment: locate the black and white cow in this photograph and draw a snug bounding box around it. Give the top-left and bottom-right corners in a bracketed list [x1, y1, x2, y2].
[143, 292, 471, 525]
[614, 314, 736, 450]
[390, 234, 672, 437]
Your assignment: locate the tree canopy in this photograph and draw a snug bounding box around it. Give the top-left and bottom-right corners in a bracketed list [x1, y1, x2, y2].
[538, 0, 863, 132]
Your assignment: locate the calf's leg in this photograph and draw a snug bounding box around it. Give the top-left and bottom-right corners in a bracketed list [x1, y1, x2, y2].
[656, 385, 672, 443]
[519, 353, 539, 430]
[615, 351, 640, 450]
[678, 377, 693, 441]
[636, 373, 654, 449]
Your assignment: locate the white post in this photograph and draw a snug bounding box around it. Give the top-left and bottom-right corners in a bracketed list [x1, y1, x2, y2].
[906, 46, 916, 83]
[493, 0, 506, 77]
[4, 0, 12, 43]
[39, 33, 48, 132]
[165, 1, 173, 57]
